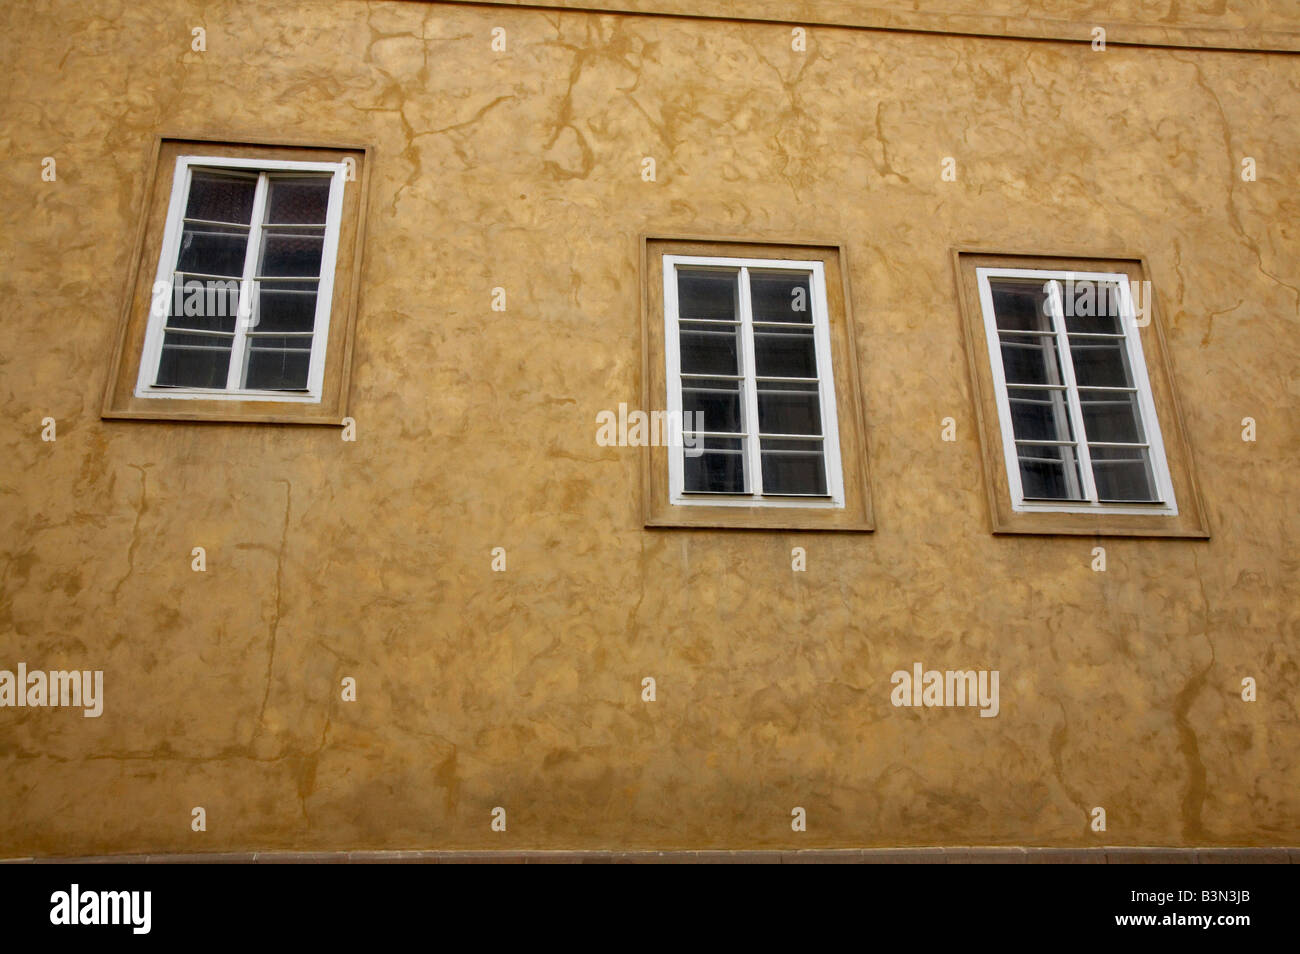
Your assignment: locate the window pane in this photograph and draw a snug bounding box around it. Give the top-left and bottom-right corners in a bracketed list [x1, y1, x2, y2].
[158, 330, 234, 349]
[1017, 443, 1084, 500]
[246, 334, 313, 351]
[754, 327, 817, 378]
[1089, 446, 1157, 502]
[757, 382, 821, 435]
[245, 341, 311, 390]
[166, 278, 240, 333]
[185, 171, 256, 224]
[256, 280, 319, 334]
[1063, 281, 1124, 335]
[679, 322, 738, 376]
[266, 176, 330, 225]
[1079, 388, 1145, 444]
[681, 377, 742, 433]
[1007, 386, 1074, 443]
[750, 272, 812, 324]
[677, 269, 737, 321]
[1068, 338, 1133, 388]
[999, 332, 1065, 386]
[176, 223, 249, 277]
[760, 438, 827, 495]
[258, 230, 324, 277]
[990, 279, 1053, 332]
[155, 332, 232, 388]
[683, 436, 745, 493]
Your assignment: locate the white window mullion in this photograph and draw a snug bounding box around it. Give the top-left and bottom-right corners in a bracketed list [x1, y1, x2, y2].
[1047, 280, 1097, 503]
[226, 172, 269, 391]
[737, 266, 763, 497]
[1035, 285, 1081, 501]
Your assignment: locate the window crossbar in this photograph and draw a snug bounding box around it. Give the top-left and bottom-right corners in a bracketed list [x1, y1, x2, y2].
[173, 270, 243, 282]
[182, 217, 251, 229]
[159, 343, 232, 352]
[163, 327, 234, 338]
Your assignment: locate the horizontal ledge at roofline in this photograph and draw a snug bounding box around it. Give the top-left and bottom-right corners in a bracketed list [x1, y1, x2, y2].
[416, 1, 1300, 55]
[157, 133, 375, 153]
[7, 847, 1297, 863]
[643, 232, 847, 250]
[951, 246, 1147, 263]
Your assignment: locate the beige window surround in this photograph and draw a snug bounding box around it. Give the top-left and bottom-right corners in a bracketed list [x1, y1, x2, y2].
[102, 135, 372, 426]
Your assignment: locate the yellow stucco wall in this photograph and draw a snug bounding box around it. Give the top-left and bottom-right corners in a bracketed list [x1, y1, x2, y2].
[1, 0, 1297, 855]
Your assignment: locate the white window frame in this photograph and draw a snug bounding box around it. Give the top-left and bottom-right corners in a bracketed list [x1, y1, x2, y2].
[663, 254, 845, 509]
[976, 266, 1178, 516]
[134, 155, 348, 403]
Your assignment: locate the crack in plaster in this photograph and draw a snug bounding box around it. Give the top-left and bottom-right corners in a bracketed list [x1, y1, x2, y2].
[253, 479, 293, 741]
[110, 464, 148, 604]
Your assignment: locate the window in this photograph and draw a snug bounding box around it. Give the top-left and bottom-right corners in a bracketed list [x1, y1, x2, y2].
[954, 251, 1209, 537]
[978, 268, 1175, 512]
[642, 238, 873, 531]
[104, 138, 368, 425]
[139, 158, 345, 399]
[666, 257, 843, 505]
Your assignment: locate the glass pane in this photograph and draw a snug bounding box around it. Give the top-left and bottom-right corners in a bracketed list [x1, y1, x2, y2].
[681, 377, 742, 433]
[266, 176, 330, 224]
[245, 342, 311, 390]
[1089, 446, 1157, 502]
[677, 269, 737, 321]
[1063, 281, 1124, 335]
[757, 382, 821, 435]
[185, 171, 256, 224]
[750, 272, 812, 324]
[760, 438, 827, 495]
[159, 330, 235, 349]
[166, 278, 240, 333]
[999, 332, 1065, 386]
[1079, 388, 1145, 444]
[1007, 386, 1074, 443]
[679, 322, 738, 376]
[246, 335, 313, 351]
[754, 328, 817, 378]
[1068, 338, 1133, 388]
[990, 279, 1053, 332]
[256, 280, 319, 334]
[1016, 443, 1084, 501]
[683, 436, 745, 493]
[258, 230, 324, 277]
[155, 332, 232, 388]
[176, 223, 249, 277]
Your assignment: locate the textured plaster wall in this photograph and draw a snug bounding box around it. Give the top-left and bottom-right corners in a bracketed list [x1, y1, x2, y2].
[0, 0, 1297, 855]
